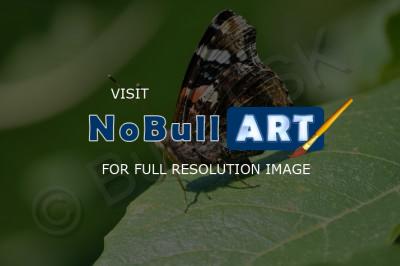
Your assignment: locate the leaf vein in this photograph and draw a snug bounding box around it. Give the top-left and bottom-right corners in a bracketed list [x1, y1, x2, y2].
[246, 182, 400, 265]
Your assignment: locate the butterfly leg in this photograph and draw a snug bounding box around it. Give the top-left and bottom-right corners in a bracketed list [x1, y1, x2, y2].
[234, 174, 260, 188]
[184, 192, 200, 213]
[157, 150, 187, 204]
[224, 158, 260, 188]
[158, 152, 168, 183]
[173, 172, 187, 203]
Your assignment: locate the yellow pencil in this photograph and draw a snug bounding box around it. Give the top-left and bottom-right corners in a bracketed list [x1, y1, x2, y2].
[289, 98, 353, 158]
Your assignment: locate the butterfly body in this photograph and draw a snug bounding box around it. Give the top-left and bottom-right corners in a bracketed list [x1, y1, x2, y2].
[159, 10, 292, 166]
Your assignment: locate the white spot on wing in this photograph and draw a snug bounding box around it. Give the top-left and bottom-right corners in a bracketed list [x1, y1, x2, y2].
[200, 85, 219, 108]
[196, 45, 230, 64]
[236, 50, 247, 61]
[217, 50, 230, 64]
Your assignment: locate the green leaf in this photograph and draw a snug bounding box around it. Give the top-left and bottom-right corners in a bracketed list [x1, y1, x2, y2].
[310, 245, 400, 266]
[388, 224, 400, 244]
[381, 10, 400, 83]
[95, 80, 400, 266]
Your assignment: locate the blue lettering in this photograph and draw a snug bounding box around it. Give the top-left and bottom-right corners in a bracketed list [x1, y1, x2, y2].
[89, 114, 114, 142]
[144, 115, 166, 142]
[119, 122, 139, 142]
[171, 123, 191, 141]
[210, 115, 220, 142]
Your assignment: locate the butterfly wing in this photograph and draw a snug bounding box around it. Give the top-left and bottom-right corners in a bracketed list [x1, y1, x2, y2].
[173, 9, 265, 123]
[170, 10, 292, 164]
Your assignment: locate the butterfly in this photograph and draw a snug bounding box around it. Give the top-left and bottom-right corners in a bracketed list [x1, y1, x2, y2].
[156, 9, 292, 194]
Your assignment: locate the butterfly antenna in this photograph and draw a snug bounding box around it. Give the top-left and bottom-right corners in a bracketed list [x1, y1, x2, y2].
[107, 75, 169, 188]
[107, 74, 121, 87]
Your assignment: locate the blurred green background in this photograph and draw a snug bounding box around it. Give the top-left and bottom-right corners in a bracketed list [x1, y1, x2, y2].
[0, 0, 398, 265]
